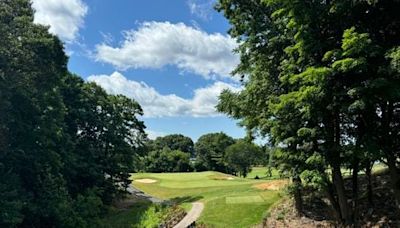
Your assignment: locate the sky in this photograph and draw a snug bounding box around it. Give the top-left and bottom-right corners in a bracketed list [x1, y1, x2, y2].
[31, 0, 246, 141]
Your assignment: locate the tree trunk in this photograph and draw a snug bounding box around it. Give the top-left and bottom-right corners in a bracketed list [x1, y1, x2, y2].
[386, 154, 400, 212]
[332, 165, 352, 225]
[365, 161, 374, 207]
[293, 174, 303, 215]
[381, 101, 400, 212]
[331, 110, 353, 225]
[325, 180, 341, 221]
[351, 159, 359, 225]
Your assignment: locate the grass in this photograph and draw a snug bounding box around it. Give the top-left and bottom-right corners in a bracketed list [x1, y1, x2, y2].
[226, 195, 264, 204]
[105, 165, 387, 227]
[101, 200, 167, 228]
[246, 166, 281, 180]
[131, 169, 283, 228]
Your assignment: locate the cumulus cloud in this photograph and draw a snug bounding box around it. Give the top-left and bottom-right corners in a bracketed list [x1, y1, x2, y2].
[187, 0, 214, 21]
[87, 72, 241, 118]
[95, 21, 239, 79]
[32, 0, 88, 42]
[146, 130, 166, 140]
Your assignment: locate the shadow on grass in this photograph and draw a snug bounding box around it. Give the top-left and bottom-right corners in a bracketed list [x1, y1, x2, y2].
[170, 195, 204, 204]
[101, 200, 168, 228]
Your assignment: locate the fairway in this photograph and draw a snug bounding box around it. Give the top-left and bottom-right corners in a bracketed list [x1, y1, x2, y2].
[131, 170, 282, 228]
[226, 195, 264, 204]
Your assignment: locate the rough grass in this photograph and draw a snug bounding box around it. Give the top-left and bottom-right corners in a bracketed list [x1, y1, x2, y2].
[246, 166, 281, 180]
[101, 201, 166, 228]
[131, 169, 283, 228]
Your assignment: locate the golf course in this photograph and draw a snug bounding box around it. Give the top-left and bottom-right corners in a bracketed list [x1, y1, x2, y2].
[129, 168, 284, 227]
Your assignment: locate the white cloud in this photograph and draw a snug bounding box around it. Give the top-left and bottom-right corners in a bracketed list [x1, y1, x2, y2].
[146, 130, 166, 140]
[95, 21, 239, 79]
[32, 0, 88, 42]
[87, 72, 241, 118]
[187, 0, 214, 21]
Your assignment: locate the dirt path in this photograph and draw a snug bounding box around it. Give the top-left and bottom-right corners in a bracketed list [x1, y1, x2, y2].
[173, 202, 204, 228]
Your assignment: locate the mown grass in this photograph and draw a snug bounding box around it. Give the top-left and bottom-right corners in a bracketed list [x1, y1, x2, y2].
[131, 169, 283, 228]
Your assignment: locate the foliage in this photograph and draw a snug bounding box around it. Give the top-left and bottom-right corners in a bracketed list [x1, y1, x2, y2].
[194, 132, 235, 172]
[0, 0, 146, 226]
[101, 201, 169, 228]
[216, 0, 400, 224]
[143, 148, 193, 173]
[147, 134, 194, 156]
[224, 140, 260, 177]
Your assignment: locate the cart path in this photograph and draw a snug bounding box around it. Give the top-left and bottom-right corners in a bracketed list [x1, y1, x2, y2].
[126, 186, 164, 203]
[173, 202, 204, 228]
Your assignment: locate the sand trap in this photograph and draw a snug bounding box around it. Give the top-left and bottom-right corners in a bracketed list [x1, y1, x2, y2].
[209, 174, 236, 180]
[134, 178, 157, 183]
[253, 180, 288, 191]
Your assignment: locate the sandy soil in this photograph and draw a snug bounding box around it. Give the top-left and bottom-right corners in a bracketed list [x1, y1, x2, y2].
[209, 174, 236, 180]
[253, 180, 289, 190]
[134, 178, 157, 183]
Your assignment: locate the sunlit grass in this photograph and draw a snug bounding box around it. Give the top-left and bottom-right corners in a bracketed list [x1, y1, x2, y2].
[131, 169, 283, 228]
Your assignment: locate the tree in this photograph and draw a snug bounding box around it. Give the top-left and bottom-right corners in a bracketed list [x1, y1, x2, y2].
[0, 1, 147, 226]
[224, 140, 260, 177]
[216, 0, 400, 224]
[194, 132, 235, 172]
[144, 148, 192, 173]
[62, 75, 147, 203]
[0, 0, 71, 225]
[147, 134, 194, 156]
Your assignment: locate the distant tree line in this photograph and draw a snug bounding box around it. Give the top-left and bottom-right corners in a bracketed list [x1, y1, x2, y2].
[140, 133, 266, 177]
[216, 0, 400, 225]
[0, 1, 146, 226]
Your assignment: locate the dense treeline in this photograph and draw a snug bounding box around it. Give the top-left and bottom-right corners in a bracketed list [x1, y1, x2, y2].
[216, 0, 400, 225]
[0, 0, 146, 226]
[141, 133, 263, 177]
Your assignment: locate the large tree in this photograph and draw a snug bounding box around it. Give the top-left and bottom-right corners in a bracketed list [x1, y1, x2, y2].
[0, 0, 70, 225]
[62, 74, 146, 204]
[216, 0, 400, 224]
[0, 1, 147, 226]
[147, 134, 194, 156]
[194, 132, 235, 172]
[143, 148, 192, 173]
[224, 140, 260, 177]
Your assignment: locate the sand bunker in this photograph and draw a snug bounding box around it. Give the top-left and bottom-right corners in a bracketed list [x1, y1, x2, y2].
[253, 180, 288, 191]
[209, 174, 236, 180]
[134, 178, 157, 184]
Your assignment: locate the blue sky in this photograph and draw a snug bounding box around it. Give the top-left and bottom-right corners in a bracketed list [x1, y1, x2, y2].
[31, 0, 245, 141]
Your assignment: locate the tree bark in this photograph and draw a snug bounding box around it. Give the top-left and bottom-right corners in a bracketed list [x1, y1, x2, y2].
[332, 110, 353, 224]
[381, 101, 400, 212]
[325, 180, 341, 221]
[351, 159, 359, 225]
[332, 165, 352, 225]
[365, 160, 374, 207]
[386, 154, 400, 212]
[293, 174, 303, 215]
